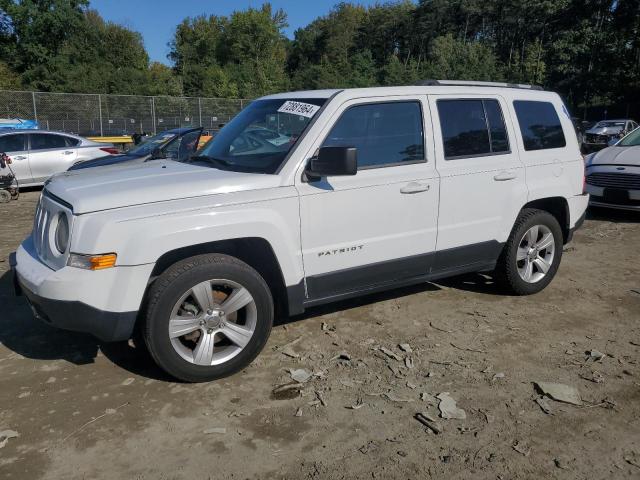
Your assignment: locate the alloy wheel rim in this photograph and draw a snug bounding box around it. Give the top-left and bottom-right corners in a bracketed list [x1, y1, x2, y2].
[516, 224, 555, 284]
[168, 279, 257, 366]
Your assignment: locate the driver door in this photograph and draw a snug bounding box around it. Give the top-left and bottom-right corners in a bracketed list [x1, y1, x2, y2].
[296, 96, 440, 302]
[0, 133, 31, 184]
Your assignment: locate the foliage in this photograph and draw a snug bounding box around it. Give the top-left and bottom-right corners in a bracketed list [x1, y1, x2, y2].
[169, 4, 288, 98]
[0, 0, 639, 118]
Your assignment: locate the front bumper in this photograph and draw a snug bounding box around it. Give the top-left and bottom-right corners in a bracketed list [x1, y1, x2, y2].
[585, 184, 640, 211]
[11, 236, 154, 342]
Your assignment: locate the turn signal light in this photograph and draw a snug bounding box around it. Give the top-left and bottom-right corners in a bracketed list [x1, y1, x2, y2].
[68, 253, 117, 270]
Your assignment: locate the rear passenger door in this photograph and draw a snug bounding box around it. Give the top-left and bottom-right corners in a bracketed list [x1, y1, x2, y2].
[28, 133, 79, 183]
[429, 95, 527, 272]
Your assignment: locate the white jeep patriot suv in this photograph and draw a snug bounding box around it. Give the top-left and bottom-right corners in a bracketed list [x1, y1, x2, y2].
[11, 81, 589, 382]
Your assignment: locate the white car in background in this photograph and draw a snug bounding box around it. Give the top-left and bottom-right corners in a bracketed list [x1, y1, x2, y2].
[585, 127, 640, 210]
[0, 130, 117, 187]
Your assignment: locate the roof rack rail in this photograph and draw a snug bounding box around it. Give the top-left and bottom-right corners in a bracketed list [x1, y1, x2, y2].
[417, 79, 543, 91]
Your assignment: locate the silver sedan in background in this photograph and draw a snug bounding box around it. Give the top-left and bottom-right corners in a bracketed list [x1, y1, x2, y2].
[0, 130, 116, 187]
[585, 127, 640, 211]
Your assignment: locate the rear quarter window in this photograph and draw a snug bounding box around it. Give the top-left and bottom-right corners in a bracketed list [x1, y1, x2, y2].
[513, 100, 566, 151]
[64, 136, 81, 147]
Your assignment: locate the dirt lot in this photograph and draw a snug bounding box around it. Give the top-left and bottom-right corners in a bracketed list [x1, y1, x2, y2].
[0, 190, 639, 480]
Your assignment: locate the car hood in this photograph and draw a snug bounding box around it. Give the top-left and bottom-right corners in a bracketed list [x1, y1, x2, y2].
[69, 153, 148, 170]
[45, 160, 282, 214]
[586, 126, 623, 135]
[586, 145, 640, 167]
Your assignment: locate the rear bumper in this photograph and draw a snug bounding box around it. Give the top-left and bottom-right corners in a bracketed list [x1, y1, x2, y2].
[565, 194, 589, 243]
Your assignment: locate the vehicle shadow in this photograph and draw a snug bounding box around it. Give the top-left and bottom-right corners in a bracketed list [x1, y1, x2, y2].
[1, 268, 506, 378]
[432, 271, 514, 296]
[0, 269, 172, 381]
[586, 206, 640, 224]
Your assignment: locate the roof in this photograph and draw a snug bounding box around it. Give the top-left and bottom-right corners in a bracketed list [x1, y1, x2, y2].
[259, 82, 556, 102]
[596, 119, 633, 122]
[0, 128, 83, 137]
[158, 127, 202, 134]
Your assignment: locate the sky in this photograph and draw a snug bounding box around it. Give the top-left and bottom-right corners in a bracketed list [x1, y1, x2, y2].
[91, 0, 386, 65]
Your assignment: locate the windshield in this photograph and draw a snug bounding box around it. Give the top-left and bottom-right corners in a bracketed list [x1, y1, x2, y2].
[127, 131, 180, 156]
[617, 128, 640, 146]
[595, 121, 625, 128]
[192, 98, 326, 174]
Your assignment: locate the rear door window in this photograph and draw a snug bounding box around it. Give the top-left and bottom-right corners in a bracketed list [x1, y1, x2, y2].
[0, 134, 26, 153]
[29, 133, 69, 151]
[437, 99, 510, 159]
[513, 101, 566, 151]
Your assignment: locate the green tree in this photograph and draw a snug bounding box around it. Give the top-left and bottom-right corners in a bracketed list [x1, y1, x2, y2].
[422, 34, 502, 81]
[219, 4, 289, 97]
[0, 0, 89, 90]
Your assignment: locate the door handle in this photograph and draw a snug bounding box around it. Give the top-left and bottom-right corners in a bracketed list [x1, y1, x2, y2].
[63, 151, 74, 155]
[12, 155, 26, 161]
[493, 171, 517, 181]
[400, 182, 430, 194]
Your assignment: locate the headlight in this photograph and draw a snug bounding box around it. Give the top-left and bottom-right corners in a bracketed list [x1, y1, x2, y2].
[54, 213, 69, 254]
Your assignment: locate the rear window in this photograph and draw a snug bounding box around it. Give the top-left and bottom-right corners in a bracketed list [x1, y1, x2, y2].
[437, 99, 510, 159]
[513, 101, 566, 151]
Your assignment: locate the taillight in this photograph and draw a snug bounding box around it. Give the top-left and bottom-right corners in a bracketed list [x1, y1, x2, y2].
[100, 147, 119, 155]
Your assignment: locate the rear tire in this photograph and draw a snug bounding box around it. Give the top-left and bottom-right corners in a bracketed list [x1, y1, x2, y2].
[143, 254, 273, 382]
[496, 208, 563, 295]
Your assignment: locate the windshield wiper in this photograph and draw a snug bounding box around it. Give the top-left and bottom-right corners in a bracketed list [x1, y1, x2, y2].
[187, 155, 233, 168]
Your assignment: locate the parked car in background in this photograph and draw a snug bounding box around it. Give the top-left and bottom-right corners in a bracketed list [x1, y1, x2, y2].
[0, 130, 117, 187]
[0, 118, 39, 130]
[584, 127, 640, 210]
[68, 127, 202, 170]
[583, 119, 638, 152]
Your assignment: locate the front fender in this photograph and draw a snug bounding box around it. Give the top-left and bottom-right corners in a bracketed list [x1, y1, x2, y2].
[70, 188, 304, 286]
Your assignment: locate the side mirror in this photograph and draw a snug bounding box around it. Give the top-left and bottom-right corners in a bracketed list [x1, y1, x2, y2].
[305, 146, 357, 180]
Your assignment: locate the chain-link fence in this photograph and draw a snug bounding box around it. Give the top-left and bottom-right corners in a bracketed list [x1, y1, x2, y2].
[0, 90, 248, 137]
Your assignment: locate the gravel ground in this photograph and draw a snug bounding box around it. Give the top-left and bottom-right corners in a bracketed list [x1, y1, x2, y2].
[1, 190, 639, 480]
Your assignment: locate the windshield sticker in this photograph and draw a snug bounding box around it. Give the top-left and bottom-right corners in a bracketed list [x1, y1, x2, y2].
[277, 101, 320, 118]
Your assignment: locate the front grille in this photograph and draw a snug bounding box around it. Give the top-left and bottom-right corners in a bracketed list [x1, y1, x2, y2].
[33, 198, 49, 259]
[586, 134, 608, 144]
[586, 172, 640, 190]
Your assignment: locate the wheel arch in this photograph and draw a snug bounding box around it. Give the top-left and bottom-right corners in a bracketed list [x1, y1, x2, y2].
[521, 196, 570, 243]
[147, 237, 293, 319]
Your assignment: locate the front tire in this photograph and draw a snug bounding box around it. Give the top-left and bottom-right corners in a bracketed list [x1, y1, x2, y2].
[143, 254, 273, 382]
[496, 208, 563, 295]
